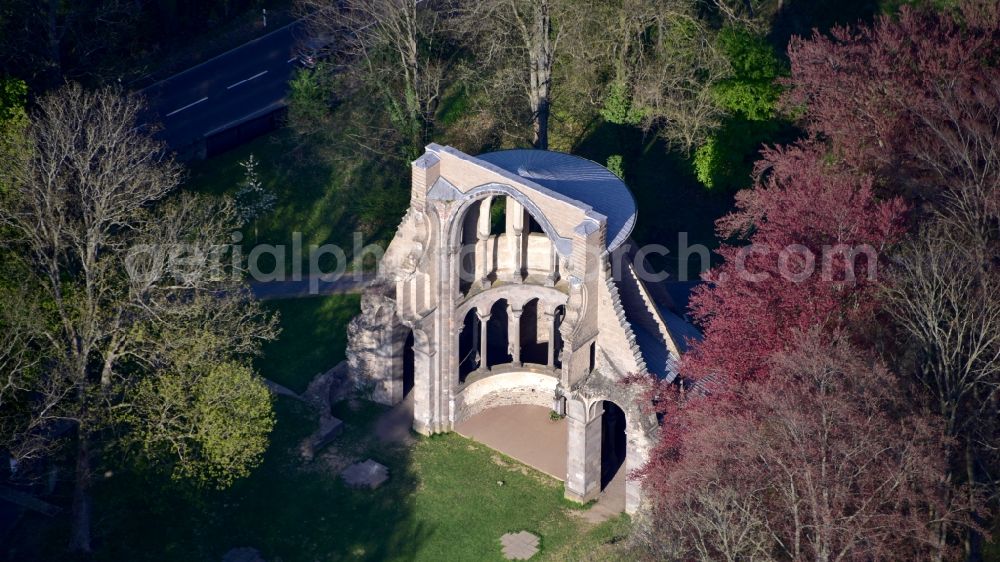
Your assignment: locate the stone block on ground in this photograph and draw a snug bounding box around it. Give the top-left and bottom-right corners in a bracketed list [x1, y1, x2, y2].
[340, 459, 389, 489]
[299, 416, 344, 461]
[305, 360, 349, 413]
[500, 531, 540, 560]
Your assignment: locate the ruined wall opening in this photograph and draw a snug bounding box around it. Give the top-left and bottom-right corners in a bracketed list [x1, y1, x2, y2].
[454, 191, 566, 296]
[459, 309, 479, 383]
[520, 298, 546, 365]
[459, 201, 480, 296]
[486, 299, 511, 368]
[402, 329, 415, 397]
[489, 196, 506, 235]
[600, 400, 627, 490]
[527, 213, 544, 234]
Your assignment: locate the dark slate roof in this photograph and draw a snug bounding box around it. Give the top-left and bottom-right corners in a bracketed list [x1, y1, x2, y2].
[660, 280, 702, 315]
[630, 321, 672, 380]
[658, 307, 702, 354]
[476, 150, 638, 251]
[614, 268, 675, 382]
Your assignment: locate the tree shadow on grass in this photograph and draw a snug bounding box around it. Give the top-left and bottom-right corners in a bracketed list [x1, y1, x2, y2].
[72, 398, 430, 562]
[183, 129, 409, 278]
[256, 295, 361, 394]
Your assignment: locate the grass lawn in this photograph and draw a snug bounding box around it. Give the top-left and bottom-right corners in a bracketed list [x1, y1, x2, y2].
[183, 128, 409, 276]
[257, 295, 361, 393]
[55, 398, 630, 562]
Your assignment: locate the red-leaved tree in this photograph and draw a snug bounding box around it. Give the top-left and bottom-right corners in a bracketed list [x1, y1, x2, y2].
[785, 4, 1000, 556]
[784, 1, 1000, 208]
[683, 141, 907, 383]
[635, 5, 998, 559]
[634, 330, 964, 562]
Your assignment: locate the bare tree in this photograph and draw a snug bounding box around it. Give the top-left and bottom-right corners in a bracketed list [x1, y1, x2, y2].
[883, 221, 1000, 556]
[630, 2, 730, 153]
[558, 0, 733, 153]
[298, 0, 451, 150]
[706, 0, 775, 32]
[456, 0, 590, 149]
[0, 84, 277, 552]
[637, 482, 774, 562]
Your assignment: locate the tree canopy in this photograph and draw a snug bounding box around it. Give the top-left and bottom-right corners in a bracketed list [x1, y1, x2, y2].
[0, 84, 278, 552]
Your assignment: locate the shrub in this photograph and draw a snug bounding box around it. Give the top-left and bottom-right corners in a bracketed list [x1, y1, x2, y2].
[606, 154, 625, 179]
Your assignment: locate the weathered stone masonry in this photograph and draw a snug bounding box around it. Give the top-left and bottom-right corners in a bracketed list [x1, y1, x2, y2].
[347, 144, 699, 514]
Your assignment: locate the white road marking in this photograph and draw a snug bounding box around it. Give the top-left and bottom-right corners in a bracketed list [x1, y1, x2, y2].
[165, 97, 208, 117]
[226, 70, 269, 90]
[287, 56, 297, 63]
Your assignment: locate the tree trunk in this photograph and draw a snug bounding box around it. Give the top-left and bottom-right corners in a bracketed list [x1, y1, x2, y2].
[69, 429, 92, 552]
[533, 99, 550, 150]
[528, 0, 551, 150]
[965, 444, 982, 562]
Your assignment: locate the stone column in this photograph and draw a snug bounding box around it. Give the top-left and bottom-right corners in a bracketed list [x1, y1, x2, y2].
[455, 318, 465, 385]
[624, 434, 647, 514]
[450, 243, 464, 300]
[411, 326, 435, 436]
[544, 310, 556, 369]
[513, 225, 525, 283]
[545, 244, 560, 287]
[476, 197, 492, 288]
[565, 401, 602, 504]
[476, 309, 491, 371]
[508, 303, 522, 367]
[507, 200, 525, 282]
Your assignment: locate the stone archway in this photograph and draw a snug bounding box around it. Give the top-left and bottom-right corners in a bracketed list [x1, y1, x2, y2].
[519, 298, 544, 365]
[486, 299, 511, 368]
[458, 309, 479, 383]
[600, 400, 627, 490]
[564, 375, 656, 514]
[450, 185, 571, 295]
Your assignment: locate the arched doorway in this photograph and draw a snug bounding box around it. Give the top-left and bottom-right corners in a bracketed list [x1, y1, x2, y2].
[520, 298, 545, 365]
[486, 299, 511, 368]
[552, 305, 566, 369]
[600, 400, 627, 490]
[458, 309, 479, 383]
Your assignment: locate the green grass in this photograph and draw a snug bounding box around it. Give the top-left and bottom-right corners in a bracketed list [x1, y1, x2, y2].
[24, 398, 630, 562]
[184, 128, 409, 275]
[256, 295, 361, 393]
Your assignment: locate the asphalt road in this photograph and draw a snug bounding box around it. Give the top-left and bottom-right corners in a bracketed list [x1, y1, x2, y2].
[139, 20, 306, 150]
